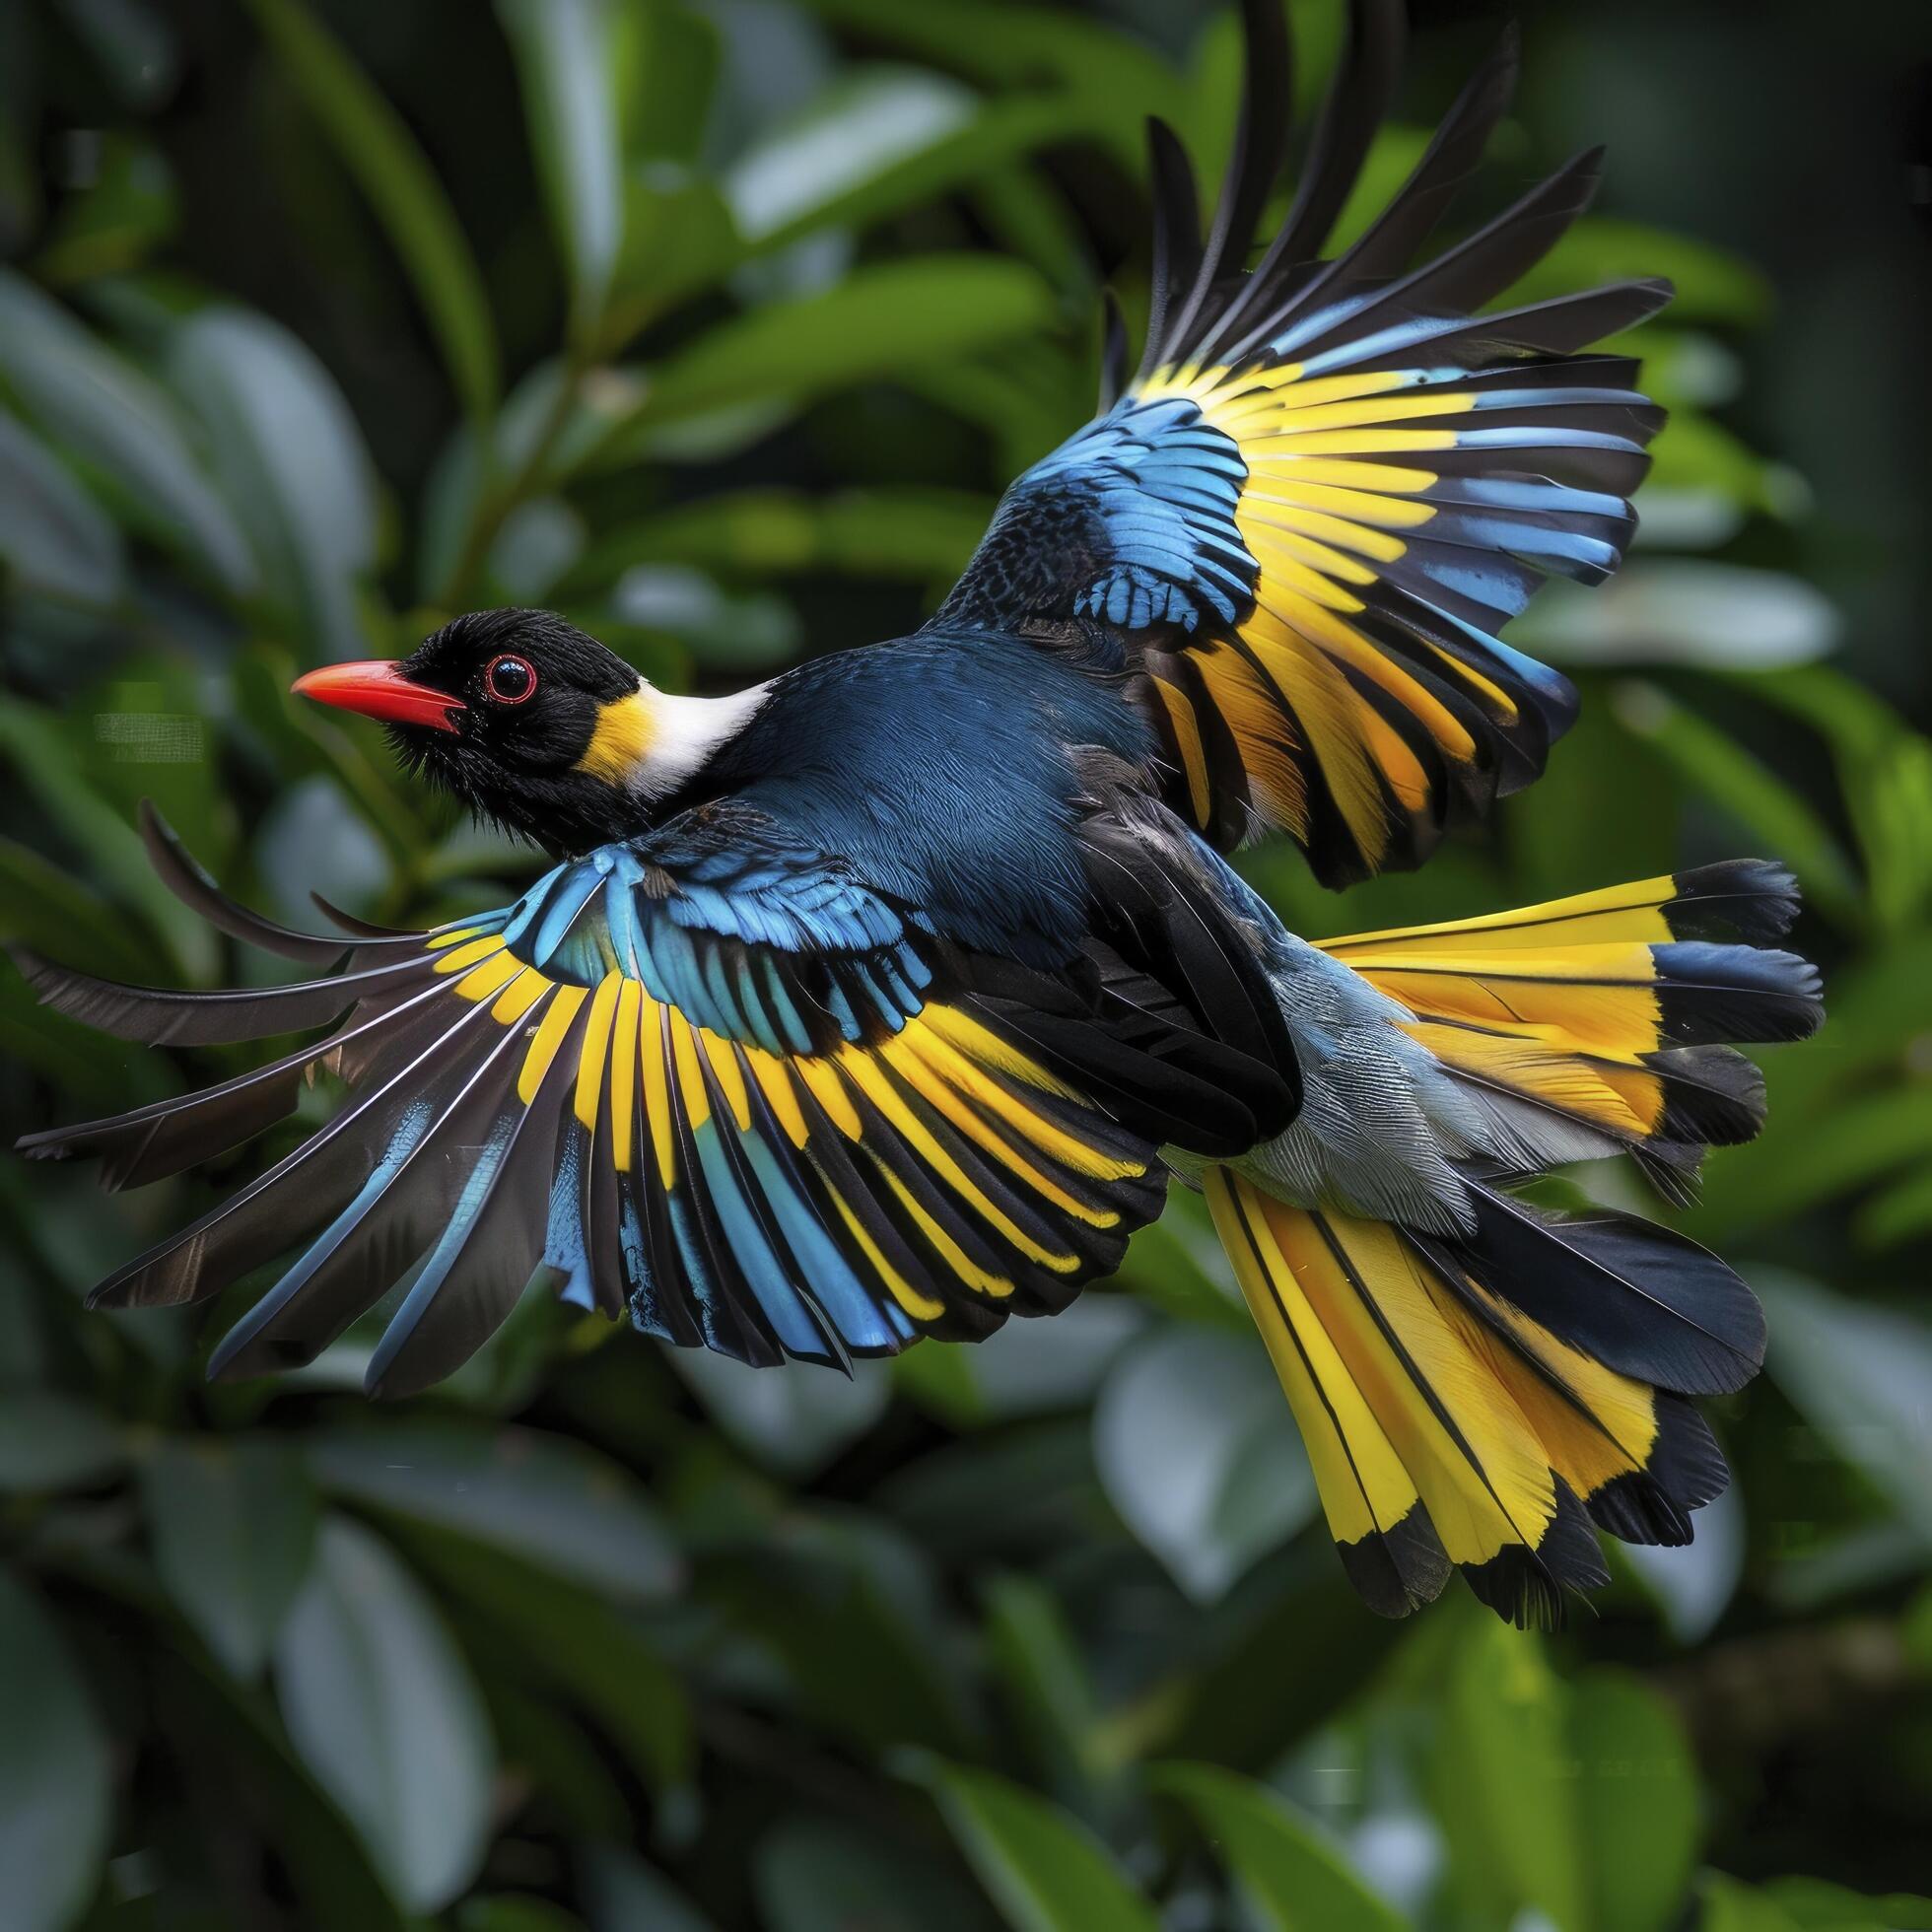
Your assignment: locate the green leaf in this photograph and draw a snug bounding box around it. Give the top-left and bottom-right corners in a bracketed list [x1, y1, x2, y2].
[565, 485, 992, 592]
[32, 131, 175, 287]
[0, 1393, 125, 1492]
[487, 1681, 629, 1836]
[1643, 408, 1796, 518]
[1092, 1324, 1318, 1602]
[613, 0, 719, 167]
[0, 413, 124, 605]
[0, 269, 253, 590]
[1520, 563, 1839, 671]
[606, 564, 801, 670]
[0, 1567, 112, 1932]
[1745, 930, 1932, 1124]
[138, 1435, 319, 1677]
[1113, 1196, 1253, 1335]
[723, 68, 1069, 269]
[726, 66, 974, 242]
[1610, 681, 1862, 931]
[1754, 666, 1932, 936]
[1149, 1555, 1407, 1773]
[1857, 1162, 1932, 1251]
[153, 1611, 409, 1926]
[668, 1346, 891, 1479]
[906, 1756, 1160, 1932]
[0, 697, 213, 977]
[889, 1338, 987, 1425]
[1510, 216, 1772, 325]
[791, 0, 1173, 168]
[1148, 1760, 1404, 1932]
[1761, 1877, 1932, 1930]
[1502, 692, 1679, 906]
[254, 772, 391, 927]
[488, 496, 586, 601]
[1697, 1087, 1932, 1240]
[399, 1527, 692, 1799]
[753, 1815, 993, 1932]
[0, 834, 153, 983]
[967, 155, 1091, 303]
[897, 335, 1089, 476]
[275, 1515, 495, 1912]
[1756, 1270, 1932, 1543]
[1700, 1875, 1805, 1932]
[1620, 1484, 1746, 1642]
[169, 306, 379, 661]
[1428, 1619, 1588, 1931]
[229, 640, 424, 866]
[580, 1846, 719, 1932]
[906, 1297, 1139, 1431]
[1428, 1622, 1702, 1932]
[616, 253, 1058, 440]
[239, 0, 501, 424]
[459, 1898, 588, 1932]
[75, 656, 229, 866]
[711, 1512, 981, 1760]
[1568, 1672, 1702, 1932]
[604, 168, 741, 337]
[310, 1421, 683, 1604]
[982, 1573, 1107, 1804]
[497, 0, 624, 342]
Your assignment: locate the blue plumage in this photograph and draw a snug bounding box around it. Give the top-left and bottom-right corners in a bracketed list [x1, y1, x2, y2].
[700, 632, 1158, 966]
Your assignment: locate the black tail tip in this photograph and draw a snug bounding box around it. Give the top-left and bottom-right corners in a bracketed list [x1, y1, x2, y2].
[1667, 859, 1804, 942]
[1654, 941, 1825, 1046]
[1461, 1486, 1610, 1631]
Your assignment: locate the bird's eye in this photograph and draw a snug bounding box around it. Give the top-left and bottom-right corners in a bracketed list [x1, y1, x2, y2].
[483, 654, 536, 705]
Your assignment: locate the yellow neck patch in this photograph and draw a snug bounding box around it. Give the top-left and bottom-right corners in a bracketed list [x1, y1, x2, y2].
[576, 689, 654, 786]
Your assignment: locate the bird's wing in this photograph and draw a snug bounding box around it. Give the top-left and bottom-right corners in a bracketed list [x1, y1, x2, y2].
[16, 805, 1289, 1396]
[933, 0, 1665, 885]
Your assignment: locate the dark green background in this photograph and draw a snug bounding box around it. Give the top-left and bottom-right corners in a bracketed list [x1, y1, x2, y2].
[1, 2, 1928, 1927]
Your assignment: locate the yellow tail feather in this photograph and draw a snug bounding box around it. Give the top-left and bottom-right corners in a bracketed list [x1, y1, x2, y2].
[1316, 864, 1819, 1173]
[1205, 1170, 1709, 1625]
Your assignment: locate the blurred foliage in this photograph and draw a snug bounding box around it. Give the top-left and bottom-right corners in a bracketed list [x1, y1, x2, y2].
[0, 0, 1928, 1927]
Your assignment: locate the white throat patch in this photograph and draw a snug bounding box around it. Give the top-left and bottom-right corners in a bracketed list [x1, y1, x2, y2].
[576, 677, 771, 800]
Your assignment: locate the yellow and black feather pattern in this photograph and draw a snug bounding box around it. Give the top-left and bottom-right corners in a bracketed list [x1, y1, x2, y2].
[1132, 342, 1660, 881]
[420, 925, 1159, 1371]
[936, 0, 1666, 884]
[1204, 858, 1821, 1623]
[1207, 1172, 1733, 1624]
[13, 811, 1186, 1397]
[1318, 859, 1824, 1199]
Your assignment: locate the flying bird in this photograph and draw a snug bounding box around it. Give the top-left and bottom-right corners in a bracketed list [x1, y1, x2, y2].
[14, 0, 1821, 1626]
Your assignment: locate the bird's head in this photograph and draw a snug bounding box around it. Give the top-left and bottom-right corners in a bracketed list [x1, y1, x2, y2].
[293, 609, 764, 853]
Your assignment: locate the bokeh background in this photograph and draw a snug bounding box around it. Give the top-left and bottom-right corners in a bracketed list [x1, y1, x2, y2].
[2, 0, 1929, 1926]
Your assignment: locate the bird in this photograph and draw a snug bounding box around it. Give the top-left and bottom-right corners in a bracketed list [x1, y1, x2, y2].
[12, 0, 1822, 1627]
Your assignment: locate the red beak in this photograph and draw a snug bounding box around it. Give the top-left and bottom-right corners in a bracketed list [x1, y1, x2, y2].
[292, 660, 465, 733]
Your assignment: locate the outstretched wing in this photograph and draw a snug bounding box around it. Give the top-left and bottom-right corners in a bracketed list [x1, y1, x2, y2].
[934, 0, 1665, 884]
[15, 807, 1291, 1397]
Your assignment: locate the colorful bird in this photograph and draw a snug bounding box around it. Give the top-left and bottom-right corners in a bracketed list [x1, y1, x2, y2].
[13, 0, 1822, 1626]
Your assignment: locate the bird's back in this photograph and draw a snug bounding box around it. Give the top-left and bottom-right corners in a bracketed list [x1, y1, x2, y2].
[700, 628, 1158, 964]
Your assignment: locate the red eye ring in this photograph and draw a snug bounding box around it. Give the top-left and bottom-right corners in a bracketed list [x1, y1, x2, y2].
[484, 654, 537, 705]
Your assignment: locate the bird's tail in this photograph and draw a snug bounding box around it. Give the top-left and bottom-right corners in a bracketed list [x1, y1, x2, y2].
[1202, 861, 1823, 1623]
